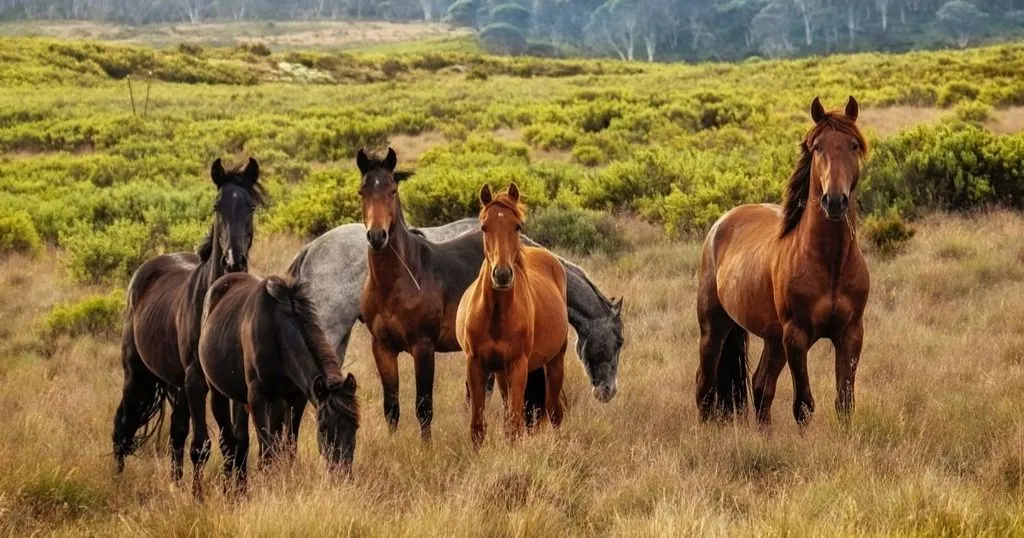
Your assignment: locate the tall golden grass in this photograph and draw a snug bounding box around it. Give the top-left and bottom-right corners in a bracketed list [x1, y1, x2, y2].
[2, 213, 1024, 536]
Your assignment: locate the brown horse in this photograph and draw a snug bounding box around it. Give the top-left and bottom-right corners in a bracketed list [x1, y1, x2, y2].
[112, 157, 263, 480]
[457, 184, 568, 448]
[696, 96, 870, 426]
[357, 148, 550, 440]
[194, 273, 359, 497]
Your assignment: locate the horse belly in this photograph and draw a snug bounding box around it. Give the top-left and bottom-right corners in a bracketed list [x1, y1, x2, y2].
[715, 258, 777, 338]
[133, 300, 185, 386]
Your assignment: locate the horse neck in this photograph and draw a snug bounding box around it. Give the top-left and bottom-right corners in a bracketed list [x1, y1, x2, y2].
[367, 202, 422, 291]
[193, 224, 227, 305]
[795, 179, 859, 271]
[279, 312, 344, 404]
[564, 265, 613, 336]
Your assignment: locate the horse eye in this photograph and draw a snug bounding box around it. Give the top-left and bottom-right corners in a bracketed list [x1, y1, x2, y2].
[515, 224, 522, 232]
[850, 141, 859, 151]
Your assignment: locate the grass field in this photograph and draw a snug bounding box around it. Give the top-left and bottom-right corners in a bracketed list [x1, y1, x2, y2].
[3, 213, 1024, 535]
[2, 33, 1024, 535]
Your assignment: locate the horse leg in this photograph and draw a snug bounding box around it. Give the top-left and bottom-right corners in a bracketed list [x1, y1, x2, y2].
[230, 401, 250, 492]
[371, 339, 401, 433]
[751, 336, 786, 427]
[184, 362, 212, 499]
[695, 314, 729, 422]
[285, 394, 306, 461]
[466, 356, 488, 450]
[524, 368, 546, 431]
[112, 340, 162, 473]
[210, 392, 236, 486]
[412, 344, 436, 441]
[544, 342, 567, 428]
[249, 383, 276, 467]
[503, 357, 529, 443]
[783, 325, 815, 426]
[168, 387, 190, 484]
[834, 321, 864, 425]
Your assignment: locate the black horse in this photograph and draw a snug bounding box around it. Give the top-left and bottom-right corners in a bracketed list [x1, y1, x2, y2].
[112, 157, 263, 482]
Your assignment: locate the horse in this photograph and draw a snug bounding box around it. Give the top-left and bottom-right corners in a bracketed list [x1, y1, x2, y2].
[457, 184, 569, 448]
[695, 96, 870, 427]
[192, 273, 359, 497]
[112, 157, 263, 480]
[286, 187, 623, 416]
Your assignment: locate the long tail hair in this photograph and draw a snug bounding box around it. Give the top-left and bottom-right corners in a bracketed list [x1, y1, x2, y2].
[113, 305, 169, 459]
[716, 326, 749, 418]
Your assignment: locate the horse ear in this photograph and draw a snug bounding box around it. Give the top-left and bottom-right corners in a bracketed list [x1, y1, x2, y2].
[479, 184, 493, 207]
[210, 158, 227, 187]
[384, 147, 397, 172]
[242, 157, 259, 186]
[810, 97, 826, 124]
[612, 296, 623, 315]
[312, 377, 330, 402]
[356, 149, 372, 175]
[845, 95, 859, 122]
[342, 372, 357, 393]
[507, 182, 520, 203]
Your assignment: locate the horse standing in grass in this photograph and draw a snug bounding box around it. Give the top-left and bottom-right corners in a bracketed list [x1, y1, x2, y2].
[192, 273, 359, 498]
[696, 96, 870, 426]
[112, 158, 263, 479]
[457, 184, 568, 448]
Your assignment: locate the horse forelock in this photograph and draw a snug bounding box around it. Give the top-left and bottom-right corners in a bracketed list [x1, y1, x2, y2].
[780, 112, 867, 237]
[480, 195, 526, 223]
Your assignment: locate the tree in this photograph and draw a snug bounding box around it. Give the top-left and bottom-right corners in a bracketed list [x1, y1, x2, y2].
[751, 0, 793, 57]
[585, 0, 640, 61]
[937, 0, 987, 47]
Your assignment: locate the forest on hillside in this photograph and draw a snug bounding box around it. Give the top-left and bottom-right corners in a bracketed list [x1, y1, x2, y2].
[2, 0, 1022, 61]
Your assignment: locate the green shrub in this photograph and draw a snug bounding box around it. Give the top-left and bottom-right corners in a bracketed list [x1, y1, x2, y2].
[951, 101, 993, 125]
[522, 123, 578, 150]
[61, 220, 153, 284]
[937, 81, 982, 107]
[44, 291, 124, 340]
[571, 144, 606, 166]
[270, 170, 362, 237]
[862, 210, 916, 257]
[526, 204, 625, 255]
[0, 211, 42, 256]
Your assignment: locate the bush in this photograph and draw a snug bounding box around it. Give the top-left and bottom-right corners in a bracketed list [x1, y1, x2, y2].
[44, 291, 124, 340]
[526, 204, 625, 255]
[522, 123, 578, 150]
[0, 212, 42, 256]
[862, 210, 916, 257]
[937, 81, 982, 106]
[951, 101, 993, 125]
[571, 144, 606, 166]
[61, 220, 153, 284]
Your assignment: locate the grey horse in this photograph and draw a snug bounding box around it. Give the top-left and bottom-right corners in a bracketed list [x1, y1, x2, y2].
[287, 218, 624, 403]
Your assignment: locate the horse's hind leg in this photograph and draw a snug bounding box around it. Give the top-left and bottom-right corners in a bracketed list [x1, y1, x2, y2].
[209, 392, 237, 485]
[544, 341, 568, 428]
[230, 401, 250, 492]
[112, 336, 163, 473]
[716, 324, 749, 419]
[695, 310, 729, 422]
[184, 362, 213, 499]
[751, 336, 786, 426]
[168, 387, 190, 484]
[524, 368, 546, 431]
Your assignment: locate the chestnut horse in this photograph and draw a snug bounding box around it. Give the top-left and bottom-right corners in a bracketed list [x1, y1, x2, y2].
[457, 184, 568, 448]
[112, 158, 262, 480]
[193, 273, 359, 497]
[696, 96, 870, 426]
[358, 148, 551, 440]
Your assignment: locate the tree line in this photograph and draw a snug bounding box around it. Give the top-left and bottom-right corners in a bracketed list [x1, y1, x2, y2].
[2, 0, 1021, 61]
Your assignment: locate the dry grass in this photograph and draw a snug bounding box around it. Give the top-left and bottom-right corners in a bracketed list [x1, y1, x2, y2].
[3, 213, 1024, 536]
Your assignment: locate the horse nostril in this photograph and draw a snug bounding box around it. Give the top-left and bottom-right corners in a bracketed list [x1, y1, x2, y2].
[841, 193, 850, 210]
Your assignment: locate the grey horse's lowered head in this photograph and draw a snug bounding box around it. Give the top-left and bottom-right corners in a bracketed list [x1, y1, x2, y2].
[566, 270, 623, 403]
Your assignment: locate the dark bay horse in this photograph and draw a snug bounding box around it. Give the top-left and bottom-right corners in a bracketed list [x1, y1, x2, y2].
[358, 148, 557, 440]
[457, 184, 569, 448]
[113, 157, 263, 479]
[193, 273, 359, 497]
[696, 96, 870, 426]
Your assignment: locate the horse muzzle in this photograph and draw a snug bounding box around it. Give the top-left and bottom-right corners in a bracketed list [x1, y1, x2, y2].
[221, 252, 247, 273]
[366, 229, 389, 252]
[820, 193, 849, 222]
[491, 265, 514, 290]
[592, 383, 617, 403]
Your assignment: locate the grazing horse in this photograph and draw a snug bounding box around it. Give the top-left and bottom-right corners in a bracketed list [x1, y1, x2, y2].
[458, 184, 568, 448]
[193, 273, 359, 497]
[696, 96, 870, 426]
[112, 157, 263, 479]
[287, 218, 623, 406]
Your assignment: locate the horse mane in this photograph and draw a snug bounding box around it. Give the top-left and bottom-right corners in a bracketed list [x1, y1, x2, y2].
[264, 276, 345, 384]
[359, 154, 414, 183]
[780, 112, 868, 237]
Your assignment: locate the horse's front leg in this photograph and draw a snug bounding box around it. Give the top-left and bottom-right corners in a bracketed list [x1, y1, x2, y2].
[751, 336, 786, 427]
[183, 362, 212, 500]
[834, 320, 864, 425]
[466, 355, 488, 450]
[503, 357, 529, 442]
[371, 339, 401, 433]
[412, 344, 436, 441]
[248, 382, 277, 467]
[783, 324, 815, 426]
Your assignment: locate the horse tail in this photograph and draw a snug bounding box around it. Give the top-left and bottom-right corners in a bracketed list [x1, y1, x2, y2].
[113, 290, 169, 465]
[265, 276, 342, 379]
[286, 246, 308, 281]
[717, 324, 749, 418]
